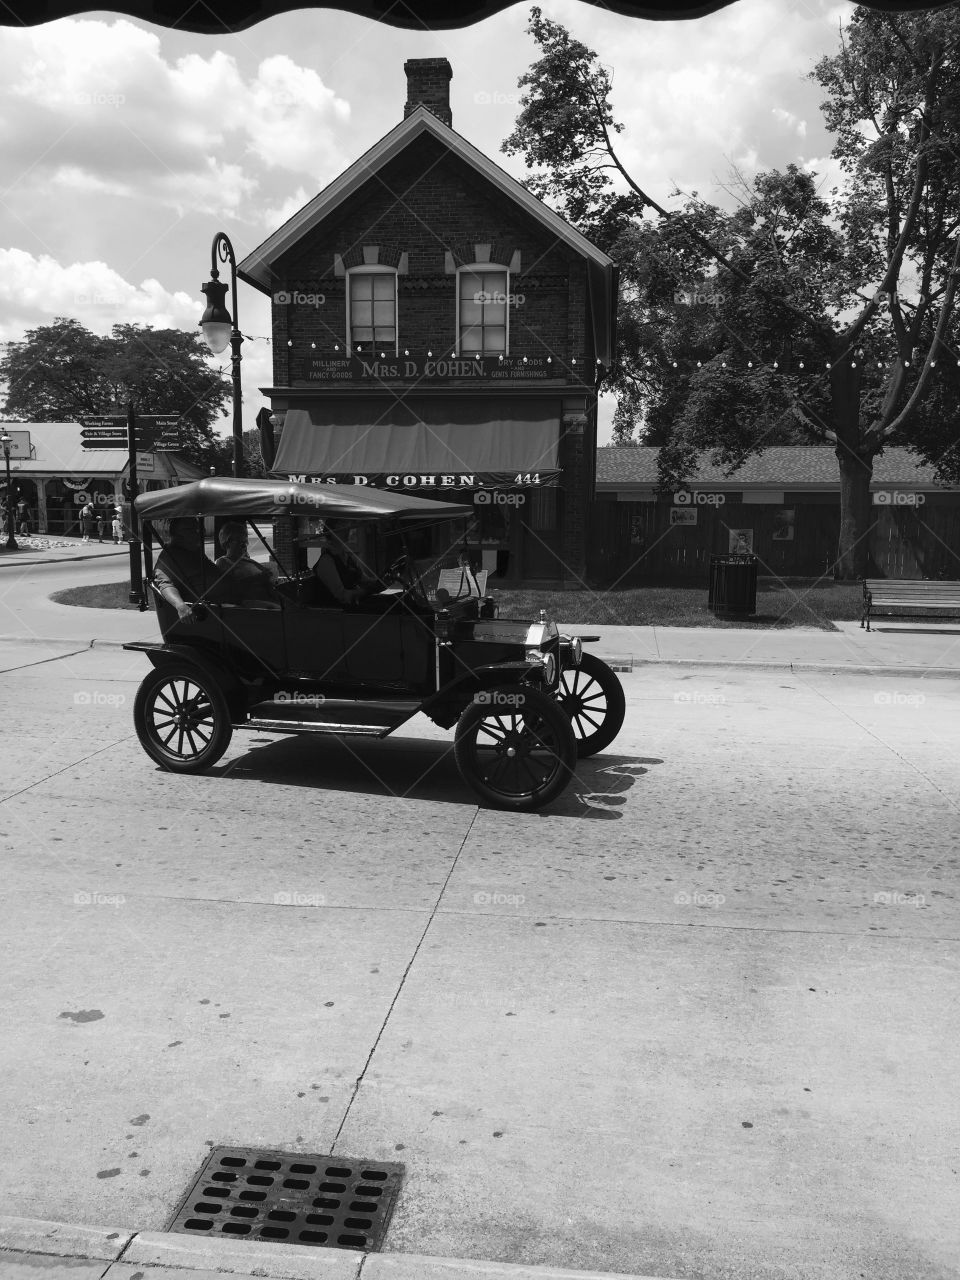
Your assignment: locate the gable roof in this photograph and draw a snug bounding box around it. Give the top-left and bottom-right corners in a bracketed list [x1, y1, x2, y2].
[237, 106, 615, 293]
[597, 445, 959, 490]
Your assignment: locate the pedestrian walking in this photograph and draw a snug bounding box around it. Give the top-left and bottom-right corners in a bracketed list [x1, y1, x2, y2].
[112, 507, 124, 544]
[80, 502, 95, 543]
[96, 510, 106, 542]
[16, 500, 29, 536]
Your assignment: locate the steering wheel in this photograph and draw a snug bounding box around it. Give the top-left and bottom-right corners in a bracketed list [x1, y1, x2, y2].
[383, 555, 411, 587]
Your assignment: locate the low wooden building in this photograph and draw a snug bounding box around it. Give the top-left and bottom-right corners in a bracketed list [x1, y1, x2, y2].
[593, 445, 960, 581]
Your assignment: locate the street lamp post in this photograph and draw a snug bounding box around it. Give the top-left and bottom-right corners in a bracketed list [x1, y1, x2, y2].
[199, 232, 243, 478]
[1, 432, 18, 552]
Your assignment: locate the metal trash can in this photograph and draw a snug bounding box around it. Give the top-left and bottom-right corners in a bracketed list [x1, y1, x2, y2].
[708, 554, 758, 616]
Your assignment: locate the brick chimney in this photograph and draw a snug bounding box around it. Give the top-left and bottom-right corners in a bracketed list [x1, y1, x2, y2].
[404, 58, 452, 128]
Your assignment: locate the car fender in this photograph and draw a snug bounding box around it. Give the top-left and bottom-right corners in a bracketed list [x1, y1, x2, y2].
[421, 659, 550, 728]
[124, 641, 246, 713]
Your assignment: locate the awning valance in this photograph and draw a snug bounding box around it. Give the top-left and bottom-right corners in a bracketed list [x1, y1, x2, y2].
[271, 399, 560, 489]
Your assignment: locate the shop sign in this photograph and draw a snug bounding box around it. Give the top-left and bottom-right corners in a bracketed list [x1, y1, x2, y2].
[1, 430, 30, 458]
[307, 354, 557, 381]
[286, 472, 547, 488]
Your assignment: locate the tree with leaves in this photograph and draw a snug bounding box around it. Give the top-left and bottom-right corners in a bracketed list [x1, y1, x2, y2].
[503, 6, 960, 577]
[0, 317, 232, 472]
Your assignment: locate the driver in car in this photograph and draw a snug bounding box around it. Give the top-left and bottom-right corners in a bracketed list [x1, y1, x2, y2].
[153, 516, 240, 621]
[313, 518, 385, 605]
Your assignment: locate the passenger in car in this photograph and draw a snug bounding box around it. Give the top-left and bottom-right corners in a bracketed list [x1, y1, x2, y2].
[214, 521, 282, 608]
[313, 518, 383, 606]
[152, 516, 241, 621]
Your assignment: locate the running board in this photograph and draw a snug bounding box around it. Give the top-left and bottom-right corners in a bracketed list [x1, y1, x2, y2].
[237, 717, 395, 737]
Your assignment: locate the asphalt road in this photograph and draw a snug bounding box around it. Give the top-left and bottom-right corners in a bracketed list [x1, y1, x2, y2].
[0, 640, 957, 1280]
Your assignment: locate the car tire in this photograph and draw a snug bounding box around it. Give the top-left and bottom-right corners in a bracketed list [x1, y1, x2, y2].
[454, 684, 577, 811]
[134, 663, 233, 773]
[557, 652, 626, 757]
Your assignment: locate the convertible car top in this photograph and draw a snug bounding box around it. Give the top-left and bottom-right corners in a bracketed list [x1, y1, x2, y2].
[135, 476, 475, 522]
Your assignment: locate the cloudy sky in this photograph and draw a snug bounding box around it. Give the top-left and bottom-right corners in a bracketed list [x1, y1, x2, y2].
[0, 0, 853, 445]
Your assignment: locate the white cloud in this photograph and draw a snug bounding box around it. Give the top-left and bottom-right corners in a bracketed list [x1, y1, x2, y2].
[0, 247, 198, 339]
[260, 185, 315, 229]
[0, 18, 353, 222]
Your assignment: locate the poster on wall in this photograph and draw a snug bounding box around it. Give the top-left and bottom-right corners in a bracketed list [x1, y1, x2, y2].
[670, 508, 698, 526]
[772, 509, 795, 541]
[728, 528, 754, 553]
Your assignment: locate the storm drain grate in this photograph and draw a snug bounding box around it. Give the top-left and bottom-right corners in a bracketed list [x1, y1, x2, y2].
[167, 1147, 404, 1251]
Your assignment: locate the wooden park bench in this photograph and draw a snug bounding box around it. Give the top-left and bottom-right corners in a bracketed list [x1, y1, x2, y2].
[861, 578, 960, 631]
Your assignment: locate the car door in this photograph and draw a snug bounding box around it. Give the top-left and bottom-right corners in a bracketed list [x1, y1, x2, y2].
[283, 605, 349, 683]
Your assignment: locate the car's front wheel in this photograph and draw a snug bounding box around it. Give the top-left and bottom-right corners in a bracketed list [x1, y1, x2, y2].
[133, 663, 233, 773]
[454, 685, 577, 811]
[557, 652, 626, 757]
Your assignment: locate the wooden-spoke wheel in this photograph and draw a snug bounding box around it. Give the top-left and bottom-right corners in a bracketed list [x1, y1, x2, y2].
[133, 664, 233, 773]
[455, 685, 576, 811]
[557, 652, 626, 757]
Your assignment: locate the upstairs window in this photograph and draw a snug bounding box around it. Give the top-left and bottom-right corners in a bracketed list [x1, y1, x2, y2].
[458, 267, 508, 355]
[348, 268, 397, 352]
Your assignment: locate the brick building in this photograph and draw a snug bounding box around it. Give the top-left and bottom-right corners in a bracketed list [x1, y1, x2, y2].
[238, 58, 617, 586]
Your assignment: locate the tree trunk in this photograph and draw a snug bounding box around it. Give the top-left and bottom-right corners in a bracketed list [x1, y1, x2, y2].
[834, 448, 875, 579]
[829, 357, 874, 580]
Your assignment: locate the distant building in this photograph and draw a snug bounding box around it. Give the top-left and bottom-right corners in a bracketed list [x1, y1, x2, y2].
[0, 422, 204, 535]
[593, 445, 960, 580]
[239, 58, 617, 587]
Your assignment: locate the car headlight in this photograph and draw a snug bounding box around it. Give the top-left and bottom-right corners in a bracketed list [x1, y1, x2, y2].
[542, 652, 556, 685]
[572, 637, 582, 666]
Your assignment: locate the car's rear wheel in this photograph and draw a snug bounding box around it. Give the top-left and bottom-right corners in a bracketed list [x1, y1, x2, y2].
[454, 685, 577, 811]
[134, 663, 233, 773]
[557, 652, 626, 757]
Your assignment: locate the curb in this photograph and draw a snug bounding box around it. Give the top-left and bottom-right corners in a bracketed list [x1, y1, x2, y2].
[0, 1216, 676, 1280]
[633, 656, 960, 679]
[0, 633, 958, 678]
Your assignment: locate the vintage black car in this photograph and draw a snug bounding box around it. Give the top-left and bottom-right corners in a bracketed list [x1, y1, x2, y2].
[124, 477, 625, 811]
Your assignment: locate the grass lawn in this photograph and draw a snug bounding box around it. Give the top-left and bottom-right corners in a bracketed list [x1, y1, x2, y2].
[52, 578, 863, 629]
[51, 581, 142, 610]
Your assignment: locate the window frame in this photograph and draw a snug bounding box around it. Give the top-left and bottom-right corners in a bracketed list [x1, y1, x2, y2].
[346, 265, 399, 355]
[456, 264, 510, 357]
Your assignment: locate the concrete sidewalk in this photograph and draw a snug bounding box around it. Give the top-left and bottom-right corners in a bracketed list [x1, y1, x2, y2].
[2, 547, 960, 674]
[0, 539, 130, 568]
[2, 615, 960, 678]
[0, 1216, 674, 1280]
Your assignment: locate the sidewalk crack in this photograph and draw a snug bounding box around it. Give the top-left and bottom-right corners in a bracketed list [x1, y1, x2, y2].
[330, 808, 481, 1151]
